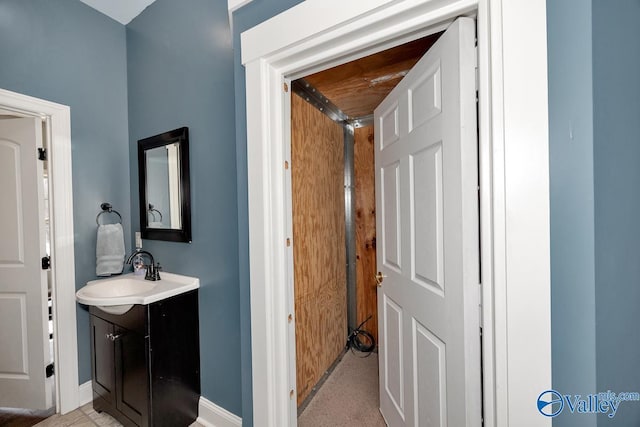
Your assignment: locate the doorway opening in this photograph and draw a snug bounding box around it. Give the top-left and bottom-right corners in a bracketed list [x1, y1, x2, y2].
[242, 0, 552, 424]
[0, 88, 78, 415]
[0, 111, 56, 421]
[290, 29, 458, 425]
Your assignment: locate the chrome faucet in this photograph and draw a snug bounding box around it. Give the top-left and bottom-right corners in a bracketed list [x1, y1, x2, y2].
[125, 250, 161, 281]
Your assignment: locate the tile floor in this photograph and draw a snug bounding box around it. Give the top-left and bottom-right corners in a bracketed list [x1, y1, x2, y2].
[33, 404, 121, 427]
[33, 403, 204, 427]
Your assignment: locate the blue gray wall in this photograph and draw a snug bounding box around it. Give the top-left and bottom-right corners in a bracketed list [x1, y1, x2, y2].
[0, 0, 130, 383]
[593, 0, 640, 424]
[547, 0, 597, 426]
[126, 0, 242, 415]
[231, 1, 304, 424]
[549, 0, 640, 425]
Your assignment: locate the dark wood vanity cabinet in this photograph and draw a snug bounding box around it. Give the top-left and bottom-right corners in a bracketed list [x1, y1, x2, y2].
[89, 290, 200, 427]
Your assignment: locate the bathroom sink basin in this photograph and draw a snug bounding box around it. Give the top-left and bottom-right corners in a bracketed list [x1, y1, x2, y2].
[76, 272, 199, 315]
[79, 277, 157, 298]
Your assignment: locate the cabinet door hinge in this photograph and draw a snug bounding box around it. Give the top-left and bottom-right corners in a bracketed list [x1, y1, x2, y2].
[46, 363, 54, 378]
[38, 148, 47, 161]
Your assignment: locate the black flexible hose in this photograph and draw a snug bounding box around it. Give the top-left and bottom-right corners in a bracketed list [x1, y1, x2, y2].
[347, 315, 376, 356]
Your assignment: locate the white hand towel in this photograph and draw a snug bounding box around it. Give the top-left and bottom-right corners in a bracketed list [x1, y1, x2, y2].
[96, 223, 125, 276]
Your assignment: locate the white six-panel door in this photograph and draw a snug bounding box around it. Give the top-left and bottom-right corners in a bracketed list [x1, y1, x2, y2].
[0, 117, 52, 409]
[375, 17, 480, 427]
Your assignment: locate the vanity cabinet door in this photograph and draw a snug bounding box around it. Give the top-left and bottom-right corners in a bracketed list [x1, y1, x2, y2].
[90, 316, 116, 406]
[88, 293, 199, 427]
[115, 328, 149, 426]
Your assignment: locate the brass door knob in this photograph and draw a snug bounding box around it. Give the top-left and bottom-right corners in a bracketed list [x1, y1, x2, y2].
[375, 272, 387, 286]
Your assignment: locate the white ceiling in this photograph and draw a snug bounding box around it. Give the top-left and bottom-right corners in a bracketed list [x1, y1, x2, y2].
[79, 0, 157, 25]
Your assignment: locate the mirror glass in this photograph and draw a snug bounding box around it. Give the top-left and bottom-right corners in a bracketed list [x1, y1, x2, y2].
[138, 127, 191, 242]
[145, 143, 181, 229]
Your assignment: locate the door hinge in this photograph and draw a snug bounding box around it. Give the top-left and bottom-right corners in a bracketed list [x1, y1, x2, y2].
[46, 363, 54, 378]
[283, 82, 289, 93]
[38, 148, 47, 161]
[41, 256, 51, 270]
[474, 45, 479, 93]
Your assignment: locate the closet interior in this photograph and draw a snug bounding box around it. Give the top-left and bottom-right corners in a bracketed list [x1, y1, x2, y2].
[290, 32, 443, 409]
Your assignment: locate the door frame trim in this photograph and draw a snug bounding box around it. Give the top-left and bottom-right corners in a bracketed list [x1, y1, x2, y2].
[241, 0, 551, 425]
[0, 87, 79, 414]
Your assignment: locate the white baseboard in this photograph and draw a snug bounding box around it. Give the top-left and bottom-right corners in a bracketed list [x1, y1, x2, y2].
[77, 382, 240, 427]
[196, 396, 242, 427]
[78, 381, 93, 406]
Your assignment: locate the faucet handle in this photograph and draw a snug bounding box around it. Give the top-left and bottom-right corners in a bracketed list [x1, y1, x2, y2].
[152, 263, 162, 280]
[144, 262, 161, 281]
[144, 264, 154, 281]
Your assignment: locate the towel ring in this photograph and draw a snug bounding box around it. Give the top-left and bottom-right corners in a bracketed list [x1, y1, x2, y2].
[148, 204, 163, 222]
[96, 203, 122, 225]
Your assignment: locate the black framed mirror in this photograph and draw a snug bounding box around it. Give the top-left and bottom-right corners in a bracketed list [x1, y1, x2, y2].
[138, 127, 191, 242]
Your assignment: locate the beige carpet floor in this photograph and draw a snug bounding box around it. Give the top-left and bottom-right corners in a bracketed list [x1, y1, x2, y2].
[298, 351, 387, 427]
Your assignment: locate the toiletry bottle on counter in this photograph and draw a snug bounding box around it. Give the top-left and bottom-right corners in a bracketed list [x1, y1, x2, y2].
[133, 254, 146, 275]
[133, 232, 146, 276]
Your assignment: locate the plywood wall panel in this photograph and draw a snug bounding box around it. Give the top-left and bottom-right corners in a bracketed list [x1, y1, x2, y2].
[291, 93, 347, 406]
[354, 125, 378, 344]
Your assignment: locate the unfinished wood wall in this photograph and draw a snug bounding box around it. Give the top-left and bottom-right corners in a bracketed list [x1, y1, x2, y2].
[291, 93, 347, 406]
[354, 125, 378, 344]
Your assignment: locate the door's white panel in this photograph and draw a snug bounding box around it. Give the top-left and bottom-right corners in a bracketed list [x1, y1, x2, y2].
[408, 63, 442, 131]
[0, 117, 51, 409]
[380, 103, 400, 149]
[383, 295, 405, 419]
[413, 319, 447, 427]
[0, 141, 24, 265]
[376, 18, 479, 427]
[411, 143, 444, 296]
[0, 294, 29, 378]
[382, 162, 402, 272]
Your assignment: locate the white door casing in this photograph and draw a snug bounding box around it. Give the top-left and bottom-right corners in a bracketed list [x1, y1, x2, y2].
[241, 0, 551, 426]
[0, 118, 52, 409]
[375, 18, 480, 426]
[0, 88, 78, 415]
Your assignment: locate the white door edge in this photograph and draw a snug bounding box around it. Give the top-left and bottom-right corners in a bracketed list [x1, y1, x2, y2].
[0, 87, 79, 415]
[241, 0, 550, 425]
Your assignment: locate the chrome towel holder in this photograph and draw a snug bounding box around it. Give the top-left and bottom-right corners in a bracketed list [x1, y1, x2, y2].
[96, 203, 122, 225]
[148, 203, 163, 222]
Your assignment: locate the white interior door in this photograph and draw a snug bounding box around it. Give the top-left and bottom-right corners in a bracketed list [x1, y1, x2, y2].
[375, 17, 480, 427]
[0, 117, 53, 410]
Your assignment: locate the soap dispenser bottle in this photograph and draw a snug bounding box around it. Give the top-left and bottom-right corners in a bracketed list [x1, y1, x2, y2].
[133, 232, 146, 276]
